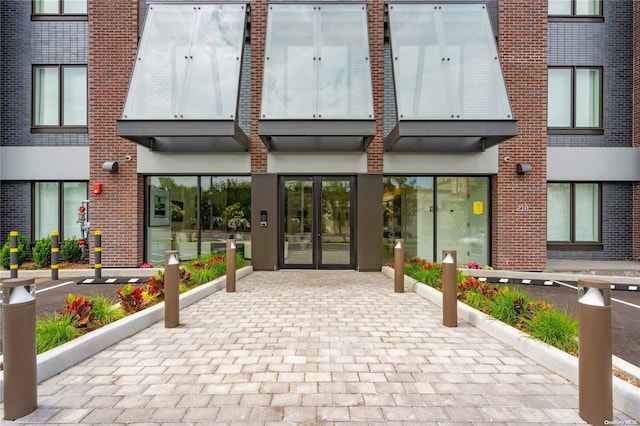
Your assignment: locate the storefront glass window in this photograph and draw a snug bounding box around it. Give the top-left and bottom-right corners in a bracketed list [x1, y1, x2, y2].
[145, 176, 251, 265]
[383, 176, 489, 266]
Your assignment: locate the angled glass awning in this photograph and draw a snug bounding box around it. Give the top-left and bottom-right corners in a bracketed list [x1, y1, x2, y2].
[385, 3, 517, 152]
[259, 3, 375, 152]
[117, 4, 249, 152]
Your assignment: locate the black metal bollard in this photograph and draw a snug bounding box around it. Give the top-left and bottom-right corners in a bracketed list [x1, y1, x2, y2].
[94, 230, 102, 279]
[226, 239, 236, 292]
[442, 251, 458, 327]
[2, 278, 37, 420]
[394, 239, 405, 293]
[51, 231, 59, 280]
[9, 230, 18, 278]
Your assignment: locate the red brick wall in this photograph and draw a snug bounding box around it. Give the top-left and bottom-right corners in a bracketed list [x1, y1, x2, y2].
[493, 0, 547, 270]
[634, 2, 640, 261]
[367, 0, 384, 173]
[88, 0, 142, 266]
[251, 0, 268, 173]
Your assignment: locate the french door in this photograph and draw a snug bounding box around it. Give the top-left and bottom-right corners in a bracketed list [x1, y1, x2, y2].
[280, 176, 355, 269]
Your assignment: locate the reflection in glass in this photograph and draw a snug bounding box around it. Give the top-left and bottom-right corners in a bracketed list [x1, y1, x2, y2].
[63, 182, 87, 240]
[262, 4, 373, 119]
[35, 182, 59, 240]
[145, 176, 251, 265]
[388, 4, 512, 120]
[547, 183, 571, 241]
[548, 69, 572, 127]
[123, 4, 245, 120]
[575, 183, 598, 242]
[284, 179, 314, 265]
[383, 176, 489, 266]
[321, 180, 351, 265]
[575, 68, 600, 128]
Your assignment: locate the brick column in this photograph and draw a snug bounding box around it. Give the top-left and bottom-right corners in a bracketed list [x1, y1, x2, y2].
[493, 0, 547, 270]
[367, 0, 384, 173]
[634, 2, 640, 261]
[88, 0, 142, 266]
[251, 0, 268, 173]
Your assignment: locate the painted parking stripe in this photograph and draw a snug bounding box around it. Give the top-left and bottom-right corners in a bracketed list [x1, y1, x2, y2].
[35, 281, 74, 294]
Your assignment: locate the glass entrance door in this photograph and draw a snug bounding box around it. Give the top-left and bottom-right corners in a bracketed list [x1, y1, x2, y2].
[281, 176, 354, 269]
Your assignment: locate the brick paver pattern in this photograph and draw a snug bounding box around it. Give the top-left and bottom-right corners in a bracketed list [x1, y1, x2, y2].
[8, 271, 591, 425]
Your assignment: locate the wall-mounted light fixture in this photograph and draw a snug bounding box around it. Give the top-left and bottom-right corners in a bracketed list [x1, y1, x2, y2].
[102, 161, 119, 172]
[516, 163, 532, 175]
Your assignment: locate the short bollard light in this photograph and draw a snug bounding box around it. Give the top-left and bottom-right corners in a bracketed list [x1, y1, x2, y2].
[2, 277, 37, 420]
[442, 251, 457, 327]
[226, 239, 236, 292]
[164, 251, 180, 328]
[394, 239, 405, 293]
[578, 279, 613, 425]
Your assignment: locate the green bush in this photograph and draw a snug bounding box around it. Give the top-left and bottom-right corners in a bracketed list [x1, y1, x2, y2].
[61, 237, 83, 262]
[524, 307, 578, 355]
[36, 313, 83, 354]
[88, 295, 126, 325]
[487, 288, 530, 326]
[33, 236, 52, 268]
[0, 233, 29, 270]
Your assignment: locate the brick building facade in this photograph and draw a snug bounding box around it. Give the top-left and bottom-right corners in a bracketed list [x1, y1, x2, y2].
[2, 0, 639, 271]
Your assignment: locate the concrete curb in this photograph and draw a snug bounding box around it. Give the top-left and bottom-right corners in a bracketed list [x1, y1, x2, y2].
[0, 266, 253, 403]
[381, 266, 640, 421]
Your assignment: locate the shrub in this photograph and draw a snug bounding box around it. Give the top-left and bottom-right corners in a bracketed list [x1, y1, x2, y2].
[88, 295, 125, 325]
[524, 307, 578, 355]
[487, 287, 530, 326]
[61, 237, 84, 262]
[116, 284, 150, 314]
[61, 293, 103, 330]
[463, 289, 491, 312]
[144, 271, 165, 298]
[33, 236, 52, 268]
[184, 252, 244, 286]
[405, 257, 442, 289]
[36, 313, 83, 354]
[0, 233, 29, 270]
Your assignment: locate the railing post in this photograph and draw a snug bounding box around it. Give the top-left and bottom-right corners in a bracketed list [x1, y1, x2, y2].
[442, 250, 457, 327]
[394, 239, 404, 293]
[51, 231, 59, 280]
[226, 239, 236, 292]
[94, 230, 102, 279]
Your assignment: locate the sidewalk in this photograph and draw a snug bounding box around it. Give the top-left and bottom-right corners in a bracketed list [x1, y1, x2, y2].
[2, 270, 637, 424]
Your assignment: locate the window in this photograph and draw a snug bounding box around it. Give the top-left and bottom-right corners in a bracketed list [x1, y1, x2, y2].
[34, 182, 88, 241]
[547, 183, 601, 246]
[548, 0, 602, 17]
[33, 65, 88, 131]
[548, 67, 602, 133]
[33, 0, 87, 16]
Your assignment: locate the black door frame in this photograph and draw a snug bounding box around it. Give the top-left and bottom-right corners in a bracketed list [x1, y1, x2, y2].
[278, 175, 356, 270]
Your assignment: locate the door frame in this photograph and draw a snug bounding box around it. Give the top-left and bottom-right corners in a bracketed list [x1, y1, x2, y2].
[278, 175, 356, 270]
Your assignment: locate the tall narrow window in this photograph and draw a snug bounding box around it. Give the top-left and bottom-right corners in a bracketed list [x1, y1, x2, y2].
[547, 182, 601, 245]
[549, 0, 601, 17]
[34, 182, 88, 240]
[33, 65, 87, 129]
[548, 67, 602, 132]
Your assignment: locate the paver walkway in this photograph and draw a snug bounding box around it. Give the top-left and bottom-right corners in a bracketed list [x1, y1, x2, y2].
[4, 271, 599, 424]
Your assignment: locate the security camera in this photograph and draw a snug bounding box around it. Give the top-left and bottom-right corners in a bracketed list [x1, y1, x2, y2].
[503, 156, 511, 163]
[124, 155, 132, 162]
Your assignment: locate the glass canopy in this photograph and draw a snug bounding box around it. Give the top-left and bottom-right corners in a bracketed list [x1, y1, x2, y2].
[118, 4, 249, 152]
[385, 3, 517, 152]
[259, 3, 375, 151]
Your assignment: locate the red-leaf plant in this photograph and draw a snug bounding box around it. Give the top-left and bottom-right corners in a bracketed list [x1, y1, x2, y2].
[61, 293, 101, 329]
[116, 283, 149, 314]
